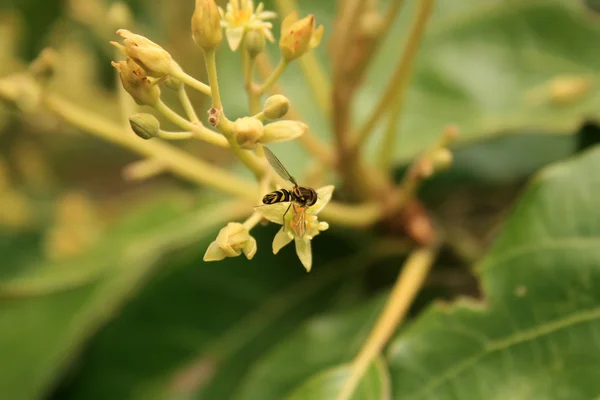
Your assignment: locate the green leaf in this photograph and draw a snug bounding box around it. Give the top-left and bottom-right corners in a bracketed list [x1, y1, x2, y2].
[53, 227, 370, 400]
[387, 145, 600, 399]
[265, 0, 600, 171]
[286, 358, 390, 400]
[236, 292, 388, 400]
[0, 196, 241, 400]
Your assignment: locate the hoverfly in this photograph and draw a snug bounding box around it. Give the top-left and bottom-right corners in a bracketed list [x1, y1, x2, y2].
[261, 147, 317, 238]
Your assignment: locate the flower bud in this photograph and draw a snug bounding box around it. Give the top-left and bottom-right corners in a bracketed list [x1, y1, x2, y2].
[261, 120, 307, 144]
[245, 29, 266, 58]
[112, 59, 160, 106]
[191, 0, 223, 50]
[431, 148, 453, 172]
[279, 12, 324, 61]
[233, 117, 264, 149]
[549, 76, 593, 106]
[129, 113, 160, 139]
[204, 222, 257, 261]
[111, 29, 180, 78]
[262, 94, 289, 120]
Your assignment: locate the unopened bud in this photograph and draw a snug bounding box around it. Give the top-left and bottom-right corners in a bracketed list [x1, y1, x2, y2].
[129, 113, 160, 139]
[245, 29, 266, 58]
[431, 148, 453, 172]
[262, 94, 289, 120]
[233, 117, 264, 149]
[279, 12, 324, 61]
[549, 76, 594, 106]
[261, 120, 307, 144]
[191, 0, 223, 50]
[111, 29, 180, 78]
[112, 59, 160, 106]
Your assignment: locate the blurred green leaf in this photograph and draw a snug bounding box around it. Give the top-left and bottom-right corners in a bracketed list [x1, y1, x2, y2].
[387, 145, 600, 399]
[286, 358, 389, 400]
[255, 0, 600, 175]
[235, 292, 387, 399]
[0, 196, 243, 400]
[55, 229, 371, 400]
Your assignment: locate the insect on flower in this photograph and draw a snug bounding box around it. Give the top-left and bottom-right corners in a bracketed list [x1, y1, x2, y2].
[261, 147, 317, 237]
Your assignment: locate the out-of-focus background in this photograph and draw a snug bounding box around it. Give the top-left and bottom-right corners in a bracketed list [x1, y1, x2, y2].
[2, 0, 600, 399]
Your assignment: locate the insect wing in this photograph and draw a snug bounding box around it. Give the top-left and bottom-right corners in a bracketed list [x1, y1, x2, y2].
[291, 206, 307, 238]
[264, 147, 298, 186]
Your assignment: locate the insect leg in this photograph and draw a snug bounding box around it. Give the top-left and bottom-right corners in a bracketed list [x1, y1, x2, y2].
[282, 203, 292, 230]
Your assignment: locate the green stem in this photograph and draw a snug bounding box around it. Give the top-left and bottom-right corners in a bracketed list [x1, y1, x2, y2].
[153, 100, 229, 148]
[35, 93, 257, 200]
[177, 86, 199, 123]
[337, 244, 439, 400]
[171, 69, 212, 97]
[204, 48, 222, 110]
[258, 59, 288, 96]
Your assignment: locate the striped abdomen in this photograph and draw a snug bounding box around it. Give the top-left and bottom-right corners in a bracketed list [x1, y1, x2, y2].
[262, 189, 293, 204]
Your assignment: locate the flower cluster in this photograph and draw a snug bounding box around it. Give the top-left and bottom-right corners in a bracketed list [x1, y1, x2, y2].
[107, 0, 330, 271]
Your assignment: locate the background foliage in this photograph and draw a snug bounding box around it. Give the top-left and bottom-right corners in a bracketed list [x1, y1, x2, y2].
[1, 0, 600, 399]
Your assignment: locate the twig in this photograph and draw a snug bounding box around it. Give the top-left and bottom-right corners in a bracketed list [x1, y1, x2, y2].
[354, 0, 435, 150]
[336, 244, 439, 400]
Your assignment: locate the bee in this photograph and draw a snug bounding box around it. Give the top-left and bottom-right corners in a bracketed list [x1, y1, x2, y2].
[261, 147, 318, 238]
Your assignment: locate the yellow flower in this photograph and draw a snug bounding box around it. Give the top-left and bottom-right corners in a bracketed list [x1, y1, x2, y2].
[204, 222, 257, 261]
[279, 11, 324, 61]
[219, 0, 276, 51]
[111, 29, 181, 78]
[255, 185, 333, 272]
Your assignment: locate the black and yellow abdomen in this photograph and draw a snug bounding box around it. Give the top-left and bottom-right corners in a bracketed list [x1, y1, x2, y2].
[262, 189, 293, 204]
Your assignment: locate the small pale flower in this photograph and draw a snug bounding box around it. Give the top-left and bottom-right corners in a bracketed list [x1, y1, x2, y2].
[261, 120, 307, 144]
[111, 29, 181, 78]
[204, 222, 257, 262]
[219, 0, 276, 51]
[255, 185, 334, 272]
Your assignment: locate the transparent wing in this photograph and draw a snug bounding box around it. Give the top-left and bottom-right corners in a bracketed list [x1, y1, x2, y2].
[264, 146, 298, 186]
[291, 206, 306, 238]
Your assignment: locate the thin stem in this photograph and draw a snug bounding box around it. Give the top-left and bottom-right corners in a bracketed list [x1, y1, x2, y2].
[319, 200, 382, 228]
[156, 130, 197, 140]
[177, 86, 199, 123]
[242, 212, 263, 230]
[336, 245, 439, 400]
[171, 69, 212, 97]
[203, 48, 222, 110]
[122, 158, 166, 181]
[258, 59, 288, 96]
[353, 0, 435, 149]
[33, 93, 257, 200]
[153, 100, 229, 148]
[243, 49, 261, 115]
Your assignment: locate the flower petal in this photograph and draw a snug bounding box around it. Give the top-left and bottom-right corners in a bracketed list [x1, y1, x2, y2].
[294, 238, 312, 272]
[281, 10, 297, 33]
[273, 227, 293, 254]
[309, 25, 324, 49]
[203, 241, 226, 261]
[310, 185, 335, 215]
[243, 236, 257, 260]
[254, 202, 289, 225]
[226, 26, 245, 51]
